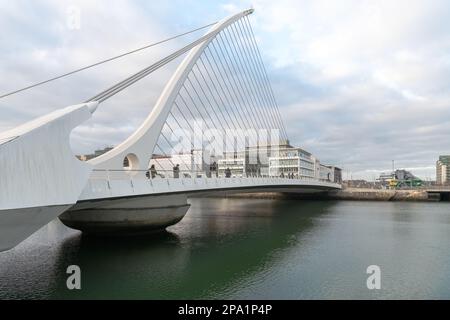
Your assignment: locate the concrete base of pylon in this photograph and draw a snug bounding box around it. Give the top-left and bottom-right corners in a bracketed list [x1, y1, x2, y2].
[59, 194, 190, 235]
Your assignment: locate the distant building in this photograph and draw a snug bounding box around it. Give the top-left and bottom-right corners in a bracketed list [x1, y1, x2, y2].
[268, 146, 317, 179]
[378, 169, 422, 189]
[215, 142, 338, 182]
[216, 143, 316, 178]
[148, 150, 217, 178]
[329, 166, 342, 184]
[218, 157, 245, 177]
[437, 155, 450, 185]
[344, 180, 383, 189]
[318, 164, 333, 181]
[76, 146, 114, 162]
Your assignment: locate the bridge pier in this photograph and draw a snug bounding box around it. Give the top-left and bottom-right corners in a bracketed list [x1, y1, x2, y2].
[59, 194, 190, 235]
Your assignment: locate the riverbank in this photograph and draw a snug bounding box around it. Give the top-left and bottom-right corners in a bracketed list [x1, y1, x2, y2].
[328, 188, 432, 201]
[202, 188, 438, 202]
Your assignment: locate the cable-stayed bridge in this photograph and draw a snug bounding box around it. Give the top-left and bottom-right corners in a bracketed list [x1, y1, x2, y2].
[0, 9, 340, 252]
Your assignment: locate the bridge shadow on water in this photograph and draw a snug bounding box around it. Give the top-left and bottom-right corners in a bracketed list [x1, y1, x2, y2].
[1, 198, 339, 299]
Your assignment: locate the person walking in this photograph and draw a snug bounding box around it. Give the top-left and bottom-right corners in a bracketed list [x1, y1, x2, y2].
[173, 164, 180, 178]
[149, 164, 157, 179]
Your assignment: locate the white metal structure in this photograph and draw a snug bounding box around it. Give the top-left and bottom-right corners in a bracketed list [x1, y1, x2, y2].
[0, 9, 340, 252]
[0, 102, 98, 251]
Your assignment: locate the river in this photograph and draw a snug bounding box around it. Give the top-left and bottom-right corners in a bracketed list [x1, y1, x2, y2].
[1, 198, 450, 299]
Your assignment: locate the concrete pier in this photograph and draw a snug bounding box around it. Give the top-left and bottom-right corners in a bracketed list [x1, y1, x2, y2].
[59, 194, 190, 235]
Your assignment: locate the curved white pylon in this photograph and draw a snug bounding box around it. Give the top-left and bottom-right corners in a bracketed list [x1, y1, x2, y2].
[89, 9, 254, 170]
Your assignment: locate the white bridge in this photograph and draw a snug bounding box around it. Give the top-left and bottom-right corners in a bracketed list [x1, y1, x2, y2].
[0, 9, 340, 252]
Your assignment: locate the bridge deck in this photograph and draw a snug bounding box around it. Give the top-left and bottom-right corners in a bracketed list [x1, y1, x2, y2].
[78, 173, 341, 203]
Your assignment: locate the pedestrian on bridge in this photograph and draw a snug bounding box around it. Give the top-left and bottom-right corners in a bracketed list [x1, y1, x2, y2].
[173, 164, 180, 178]
[210, 161, 218, 177]
[147, 164, 157, 179]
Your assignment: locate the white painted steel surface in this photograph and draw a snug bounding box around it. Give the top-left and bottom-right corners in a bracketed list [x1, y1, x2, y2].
[0, 102, 98, 251]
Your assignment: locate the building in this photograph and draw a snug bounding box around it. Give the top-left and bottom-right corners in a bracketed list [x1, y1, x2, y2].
[216, 142, 314, 178]
[318, 164, 333, 181]
[76, 146, 114, 161]
[216, 142, 337, 181]
[148, 149, 217, 178]
[437, 155, 450, 185]
[218, 157, 245, 177]
[344, 180, 383, 189]
[218, 140, 294, 177]
[333, 166, 342, 184]
[268, 146, 316, 178]
[318, 165, 342, 183]
[78, 144, 340, 183]
[378, 169, 422, 189]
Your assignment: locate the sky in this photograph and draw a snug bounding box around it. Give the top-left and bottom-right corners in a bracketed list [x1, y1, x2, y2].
[1, 0, 450, 180]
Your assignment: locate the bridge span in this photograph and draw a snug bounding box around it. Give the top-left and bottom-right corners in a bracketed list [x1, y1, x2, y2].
[60, 171, 340, 234]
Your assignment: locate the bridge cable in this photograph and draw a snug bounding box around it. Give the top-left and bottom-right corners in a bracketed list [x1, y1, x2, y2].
[189, 66, 229, 136]
[238, 20, 288, 139]
[190, 63, 245, 158]
[152, 15, 288, 174]
[222, 26, 269, 135]
[221, 26, 267, 134]
[159, 122, 193, 171]
[167, 109, 196, 157]
[189, 62, 235, 153]
[178, 84, 216, 158]
[203, 46, 249, 152]
[237, 19, 286, 141]
[229, 23, 279, 138]
[214, 33, 261, 137]
[86, 23, 231, 103]
[196, 56, 235, 134]
[201, 49, 248, 149]
[219, 27, 269, 137]
[0, 21, 218, 100]
[154, 112, 196, 172]
[185, 76, 226, 137]
[233, 20, 285, 142]
[209, 41, 250, 138]
[243, 17, 289, 141]
[162, 19, 271, 162]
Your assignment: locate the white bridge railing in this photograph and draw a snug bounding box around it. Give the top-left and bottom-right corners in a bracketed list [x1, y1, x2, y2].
[89, 169, 329, 183]
[77, 169, 340, 201]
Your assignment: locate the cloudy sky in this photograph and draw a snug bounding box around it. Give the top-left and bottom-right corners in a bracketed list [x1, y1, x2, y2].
[1, 0, 449, 180]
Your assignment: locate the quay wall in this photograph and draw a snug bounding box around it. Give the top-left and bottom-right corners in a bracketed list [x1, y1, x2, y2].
[327, 188, 431, 201]
[199, 188, 438, 202]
